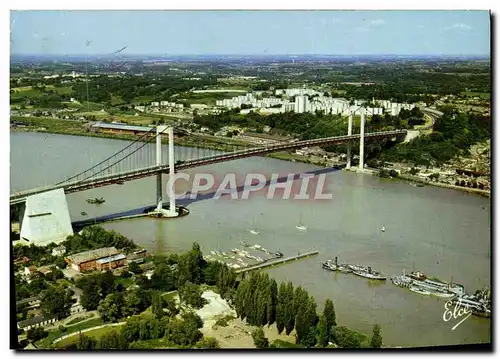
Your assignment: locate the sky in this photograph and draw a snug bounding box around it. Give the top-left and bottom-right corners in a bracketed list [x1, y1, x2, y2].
[10, 10, 491, 56]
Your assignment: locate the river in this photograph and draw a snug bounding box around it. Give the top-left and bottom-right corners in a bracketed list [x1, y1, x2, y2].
[10, 132, 491, 347]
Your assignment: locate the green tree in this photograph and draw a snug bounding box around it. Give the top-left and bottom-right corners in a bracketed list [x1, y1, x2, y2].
[40, 286, 73, 319]
[128, 261, 142, 274]
[76, 333, 97, 350]
[178, 281, 206, 309]
[98, 330, 122, 349]
[267, 279, 278, 326]
[151, 291, 165, 319]
[275, 282, 286, 334]
[370, 324, 383, 348]
[177, 242, 206, 285]
[317, 314, 329, 348]
[98, 293, 125, 323]
[323, 299, 336, 331]
[283, 282, 295, 335]
[332, 326, 361, 348]
[252, 327, 269, 349]
[197, 336, 220, 349]
[26, 327, 47, 342]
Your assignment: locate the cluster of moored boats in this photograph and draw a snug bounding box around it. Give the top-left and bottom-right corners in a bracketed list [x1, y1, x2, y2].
[322, 257, 387, 280]
[321, 257, 491, 318]
[204, 241, 283, 270]
[391, 270, 491, 318]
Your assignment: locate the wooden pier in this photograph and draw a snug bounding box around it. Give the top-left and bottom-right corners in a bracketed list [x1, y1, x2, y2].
[235, 250, 319, 274]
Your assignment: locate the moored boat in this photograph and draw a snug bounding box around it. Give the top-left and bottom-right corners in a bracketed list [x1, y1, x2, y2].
[409, 285, 431, 295]
[407, 271, 427, 281]
[352, 266, 387, 280]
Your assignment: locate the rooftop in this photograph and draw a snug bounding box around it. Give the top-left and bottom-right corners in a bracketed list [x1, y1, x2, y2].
[91, 122, 154, 133]
[66, 247, 120, 265]
[96, 253, 127, 264]
[18, 314, 57, 329]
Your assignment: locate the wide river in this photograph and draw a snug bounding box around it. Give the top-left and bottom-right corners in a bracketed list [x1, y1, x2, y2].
[11, 132, 491, 347]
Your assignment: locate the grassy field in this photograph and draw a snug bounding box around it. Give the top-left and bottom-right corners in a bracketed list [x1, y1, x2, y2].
[114, 276, 134, 288]
[35, 317, 104, 348]
[65, 314, 94, 326]
[55, 326, 118, 348]
[131, 95, 157, 105]
[461, 91, 490, 100]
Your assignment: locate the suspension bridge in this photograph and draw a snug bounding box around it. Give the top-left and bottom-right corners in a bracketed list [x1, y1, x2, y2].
[11, 108, 409, 245]
[10, 126, 406, 206]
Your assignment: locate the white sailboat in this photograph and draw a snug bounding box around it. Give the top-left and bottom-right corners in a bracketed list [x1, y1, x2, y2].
[381, 225, 386, 232]
[296, 212, 307, 231]
[249, 217, 259, 235]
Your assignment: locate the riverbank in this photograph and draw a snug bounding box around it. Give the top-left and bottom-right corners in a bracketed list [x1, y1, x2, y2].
[393, 173, 490, 198]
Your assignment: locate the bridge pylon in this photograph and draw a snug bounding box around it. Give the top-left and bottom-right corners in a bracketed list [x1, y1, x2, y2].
[152, 125, 178, 218]
[346, 114, 353, 169]
[359, 108, 365, 172]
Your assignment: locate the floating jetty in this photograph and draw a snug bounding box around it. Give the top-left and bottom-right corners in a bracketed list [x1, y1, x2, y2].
[235, 250, 319, 274]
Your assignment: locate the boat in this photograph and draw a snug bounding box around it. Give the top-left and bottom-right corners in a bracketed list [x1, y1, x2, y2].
[80, 211, 87, 216]
[472, 307, 491, 318]
[409, 285, 431, 295]
[87, 197, 105, 204]
[240, 240, 250, 247]
[249, 218, 260, 235]
[274, 251, 284, 258]
[407, 271, 427, 281]
[346, 263, 368, 272]
[381, 225, 386, 232]
[391, 275, 412, 288]
[429, 289, 455, 299]
[322, 261, 337, 271]
[296, 212, 307, 230]
[352, 266, 387, 280]
[416, 183, 425, 187]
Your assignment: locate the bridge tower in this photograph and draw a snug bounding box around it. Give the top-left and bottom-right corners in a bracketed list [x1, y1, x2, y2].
[359, 108, 365, 171]
[346, 113, 353, 169]
[153, 125, 178, 218]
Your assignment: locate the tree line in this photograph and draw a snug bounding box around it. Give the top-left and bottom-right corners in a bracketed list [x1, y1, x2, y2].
[233, 271, 382, 348]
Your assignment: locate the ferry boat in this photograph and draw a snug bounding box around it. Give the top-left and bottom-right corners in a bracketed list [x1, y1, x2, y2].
[352, 266, 387, 281]
[87, 197, 105, 204]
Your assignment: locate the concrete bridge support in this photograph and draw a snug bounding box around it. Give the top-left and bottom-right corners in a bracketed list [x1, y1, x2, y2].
[167, 126, 178, 217]
[346, 114, 353, 169]
[359, 109, 365, 172]
[153, 125, 178, 218]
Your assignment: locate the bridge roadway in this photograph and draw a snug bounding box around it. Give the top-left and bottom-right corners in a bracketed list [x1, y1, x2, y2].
[10, 129, 406, 205]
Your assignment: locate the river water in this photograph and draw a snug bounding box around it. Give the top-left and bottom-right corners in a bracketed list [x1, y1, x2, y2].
[10, 132, 491, 347]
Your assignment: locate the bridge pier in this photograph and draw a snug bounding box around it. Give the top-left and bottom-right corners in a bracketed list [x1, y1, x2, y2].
[151, 125, 178, 218]
[346, 114, 353, 169]
[359, 108, 365, 172]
